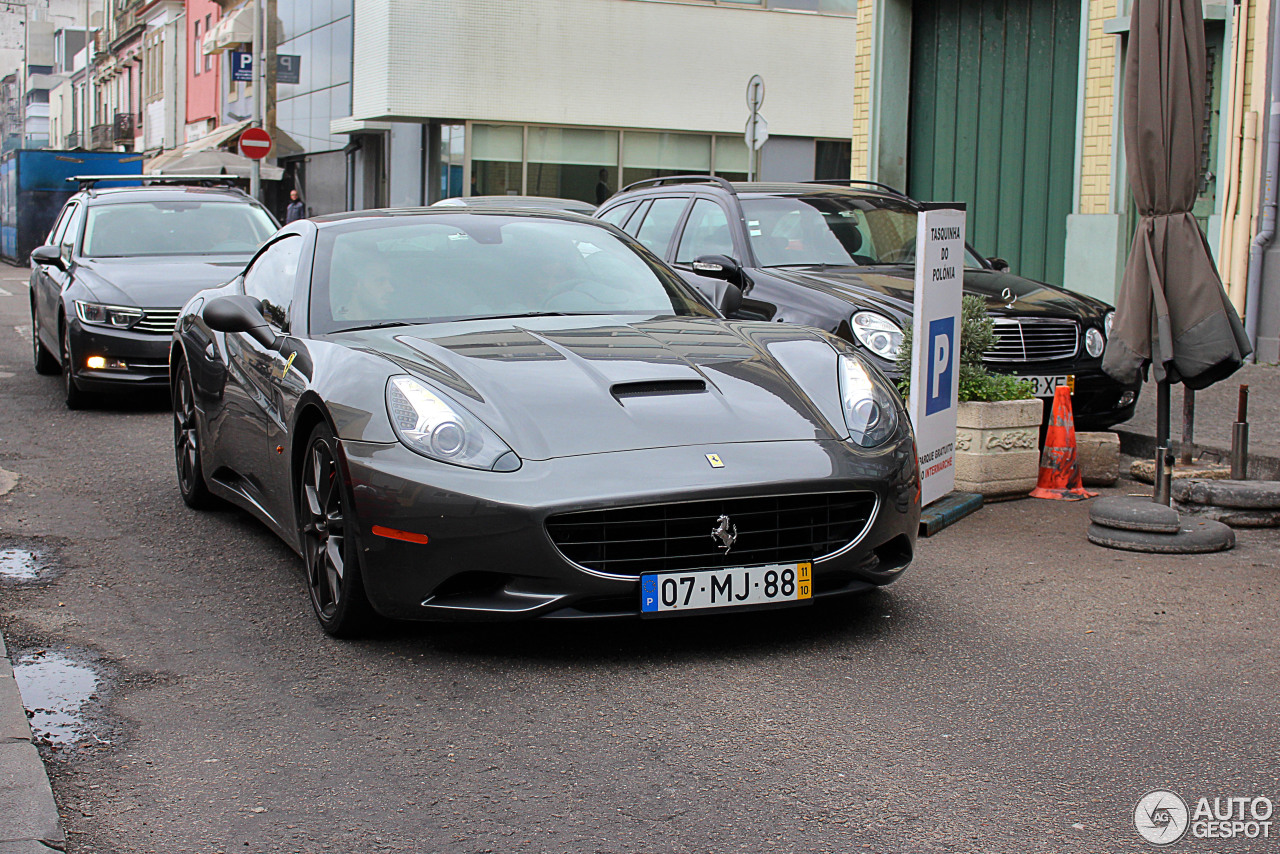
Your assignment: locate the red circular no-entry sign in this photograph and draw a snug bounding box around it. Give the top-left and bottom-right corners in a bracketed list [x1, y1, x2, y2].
[238, 127, 273, 160]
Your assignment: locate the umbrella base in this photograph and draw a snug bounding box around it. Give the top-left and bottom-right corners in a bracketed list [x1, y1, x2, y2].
[1087, 495, 1234, 553]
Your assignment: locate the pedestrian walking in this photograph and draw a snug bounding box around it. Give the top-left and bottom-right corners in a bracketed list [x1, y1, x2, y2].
[285, 189, 306, 224]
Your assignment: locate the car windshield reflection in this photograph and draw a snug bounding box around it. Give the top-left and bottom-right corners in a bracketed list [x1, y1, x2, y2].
[741, 196, 984, 269]
[82, 201, 278, 258]
[312, 216, 714, 334]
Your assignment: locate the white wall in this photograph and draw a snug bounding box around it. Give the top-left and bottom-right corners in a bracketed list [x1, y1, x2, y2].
[351, 0, 857, 139]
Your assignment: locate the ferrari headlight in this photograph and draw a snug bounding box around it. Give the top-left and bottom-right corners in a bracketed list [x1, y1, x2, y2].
[851, 311, 904, 360]
[839, 355, 900, 448]
[75, 300, 143, 329]
[1085, 327, 1105, 358]
[1104, 311, 1114, 337]
[386, 376, 520, 471]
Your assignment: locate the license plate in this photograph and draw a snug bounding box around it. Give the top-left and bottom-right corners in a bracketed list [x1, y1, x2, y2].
[1017, 374, 1074, 398]
[640, 562, 812, 615]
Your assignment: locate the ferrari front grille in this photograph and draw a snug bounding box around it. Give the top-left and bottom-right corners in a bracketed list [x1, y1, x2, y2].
[546, 491, 877, 577]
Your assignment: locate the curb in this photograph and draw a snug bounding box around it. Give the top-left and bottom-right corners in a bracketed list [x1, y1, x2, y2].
[1113, 428, 1280, 481]
[0, 631, 65, 852]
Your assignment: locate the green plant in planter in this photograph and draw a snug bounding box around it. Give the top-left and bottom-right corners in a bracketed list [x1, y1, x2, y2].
[894, 295, 1036, 402]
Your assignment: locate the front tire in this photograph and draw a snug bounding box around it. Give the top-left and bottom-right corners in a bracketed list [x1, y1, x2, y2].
[60, 321, 89, 410]
[299, 422, 373, 637]
[173, 361, 216, 509]
[32, 306, 58, 375]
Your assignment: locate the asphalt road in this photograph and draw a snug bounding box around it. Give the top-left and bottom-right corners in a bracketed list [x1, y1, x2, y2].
[0, 260, 1277, 854]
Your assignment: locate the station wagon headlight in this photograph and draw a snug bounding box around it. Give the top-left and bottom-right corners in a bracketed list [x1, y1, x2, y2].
[386, 376, 520, 471]
[75, 300, 143, 329]
[1085, 327, 1105, 358]
[851, 311, 904, 360]
[839, 355, 899, 448]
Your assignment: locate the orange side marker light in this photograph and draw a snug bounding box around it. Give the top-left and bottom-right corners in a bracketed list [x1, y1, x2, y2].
[372, 525, 430, 545]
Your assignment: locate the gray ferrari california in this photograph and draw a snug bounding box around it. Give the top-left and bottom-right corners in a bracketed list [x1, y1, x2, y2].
[170, 208, 920, 636]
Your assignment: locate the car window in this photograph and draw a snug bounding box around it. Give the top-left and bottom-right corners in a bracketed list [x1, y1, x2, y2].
[597, 201, 638, 230]
[621, 200, 651, 237]
[675, 199, 735, 264]
[59, 203, 84, 258]
[632, 197, 688, 259]
[310, 215, 715, 334]
[243, 234, 302, 330]
[82, 200, 277, 257]
[47, 203, 75, 246]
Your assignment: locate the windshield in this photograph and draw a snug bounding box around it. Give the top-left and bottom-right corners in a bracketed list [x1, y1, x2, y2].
[741, 195, 984, 269]
[311, 216, 715, 334]
[83, 200, 277, 257]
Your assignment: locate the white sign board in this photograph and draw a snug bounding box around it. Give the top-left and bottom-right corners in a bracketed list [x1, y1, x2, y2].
[907, 206, 965, 506]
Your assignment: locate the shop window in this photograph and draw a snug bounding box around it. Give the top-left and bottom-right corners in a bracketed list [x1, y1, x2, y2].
[471, 124, 523, 196]
[527, 127, 620, 205]
[815, 139, 851, 182]
[714, 135, 750, 182]
[622, 132, 711, 188]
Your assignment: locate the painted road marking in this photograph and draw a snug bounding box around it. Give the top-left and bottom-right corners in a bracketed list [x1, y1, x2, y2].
[0, 286, 13, 296]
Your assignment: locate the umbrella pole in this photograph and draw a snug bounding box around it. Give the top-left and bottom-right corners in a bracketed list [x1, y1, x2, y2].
[1154, 380, 1173, 505]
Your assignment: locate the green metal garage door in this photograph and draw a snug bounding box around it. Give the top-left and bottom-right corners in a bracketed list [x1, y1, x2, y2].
[909, 0, 1080, 286]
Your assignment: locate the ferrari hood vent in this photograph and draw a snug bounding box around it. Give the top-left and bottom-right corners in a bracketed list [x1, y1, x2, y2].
[610, 379, 708, 401]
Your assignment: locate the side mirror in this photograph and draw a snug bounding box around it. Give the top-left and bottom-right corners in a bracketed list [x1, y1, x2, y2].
[987, 257, 1010, 273]
[203, 295, 281, 351]
[30, 244, 65, 271]
[692, 254, 742, 282]
[718, 282, 743, 316]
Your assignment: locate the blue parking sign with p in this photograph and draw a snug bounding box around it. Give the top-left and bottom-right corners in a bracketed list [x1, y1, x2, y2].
[925, 316, 955, 415]
[231, 51, 253, 82]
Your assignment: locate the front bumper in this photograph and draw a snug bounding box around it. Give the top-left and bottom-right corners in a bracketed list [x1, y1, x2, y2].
[986, 363, 1139, 429]
[67, 318, 173, 393]
[341, 435, 921, 621]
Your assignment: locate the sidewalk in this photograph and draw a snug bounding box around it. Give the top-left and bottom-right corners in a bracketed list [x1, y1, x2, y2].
[0, 630, 63, 853]
[1113, 362, 1280, 479]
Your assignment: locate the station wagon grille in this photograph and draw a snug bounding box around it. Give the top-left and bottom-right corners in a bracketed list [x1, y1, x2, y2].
[985, 318, 1079, 363]
[546, 491, 878, 577]
[133, 309, 182, 335]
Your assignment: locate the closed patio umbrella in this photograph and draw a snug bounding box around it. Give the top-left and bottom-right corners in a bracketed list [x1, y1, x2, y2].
[1102, 0, 1251, 507]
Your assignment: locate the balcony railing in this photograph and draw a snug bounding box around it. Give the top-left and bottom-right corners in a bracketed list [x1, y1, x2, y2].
[90, 123, 112, 150]
[65, 131, 81, 148]
[112, 112, 135, 142]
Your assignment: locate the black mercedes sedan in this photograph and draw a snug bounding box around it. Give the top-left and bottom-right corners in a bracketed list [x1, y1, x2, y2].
[171, 208, 921, 636]
[596, 178, 1140, 430]
[29, 180, 279, 408]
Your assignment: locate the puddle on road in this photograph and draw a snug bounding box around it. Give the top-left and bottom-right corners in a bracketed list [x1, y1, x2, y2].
[0, 546, 44, 581]
[12, 650, 102, 748]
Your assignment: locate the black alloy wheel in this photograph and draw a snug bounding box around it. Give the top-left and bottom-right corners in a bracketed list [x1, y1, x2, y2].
[32, 306, 58, 375]
[173, 362, 215, 509]
[299, 422, 373, 637]
[60, 320, 88, 409]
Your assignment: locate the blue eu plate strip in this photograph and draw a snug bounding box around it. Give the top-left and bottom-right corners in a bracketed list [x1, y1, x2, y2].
[640, 575, 658, 613]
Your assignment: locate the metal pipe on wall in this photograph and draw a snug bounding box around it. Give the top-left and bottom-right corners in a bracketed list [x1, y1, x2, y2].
[1242, 0, 1280, 355]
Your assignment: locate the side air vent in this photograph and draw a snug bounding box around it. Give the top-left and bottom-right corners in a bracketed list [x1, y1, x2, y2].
[611, 379, 707, 400]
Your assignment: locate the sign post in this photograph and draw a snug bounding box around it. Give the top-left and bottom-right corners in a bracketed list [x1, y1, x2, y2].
[745, 75, 766, 181]
[907, 204, 966, 506]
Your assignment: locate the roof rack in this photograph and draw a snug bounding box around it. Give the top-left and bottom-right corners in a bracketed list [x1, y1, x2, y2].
[68, 174, 242, 190]
[802, 178, 911, 198]
[617, 174, 737, 195]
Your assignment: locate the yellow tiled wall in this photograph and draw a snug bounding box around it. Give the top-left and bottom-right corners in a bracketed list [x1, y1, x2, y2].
[850, 0, 874, 179]
[1078, 0, 1119, 215]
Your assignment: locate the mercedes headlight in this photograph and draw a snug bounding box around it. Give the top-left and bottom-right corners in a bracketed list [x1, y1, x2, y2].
[386, 376, 520, 471]
[851, 311, 904, 360]
[1104, 311, 1114, 336]
[1085, 327, 1105, 358]
[839, 355, 900, 448]
[75, 300, 143, 329]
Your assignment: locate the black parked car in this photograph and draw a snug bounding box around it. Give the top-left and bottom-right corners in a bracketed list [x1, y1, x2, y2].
[171, 208, 920, 635]
[29, 178, 279, 408]
[596, 177, 1139, 429]
[431, 195, 598, 215]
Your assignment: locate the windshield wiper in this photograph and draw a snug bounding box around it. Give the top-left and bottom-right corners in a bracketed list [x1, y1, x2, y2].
[467, 311, 600, 321]
[335, 321, 419, 333]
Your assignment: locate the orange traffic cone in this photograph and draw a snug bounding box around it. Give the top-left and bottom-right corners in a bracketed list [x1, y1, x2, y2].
[1030, 385, 1097, 501]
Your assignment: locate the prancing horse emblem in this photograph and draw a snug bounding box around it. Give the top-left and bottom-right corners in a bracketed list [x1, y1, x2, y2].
[1001, 286, 1016, 309]
[711, 514, 738, 554]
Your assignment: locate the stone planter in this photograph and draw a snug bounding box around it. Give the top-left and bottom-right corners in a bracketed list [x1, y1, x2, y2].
[954, 398, 1043, 499]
